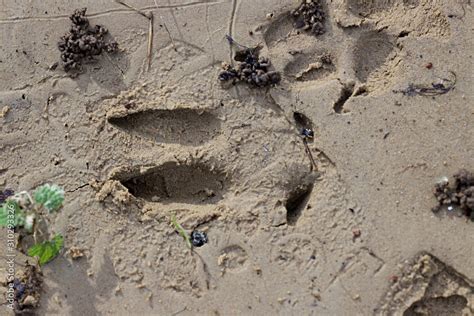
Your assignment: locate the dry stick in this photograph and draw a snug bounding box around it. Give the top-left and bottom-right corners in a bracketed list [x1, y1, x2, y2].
[161, 18, 177, 52]
[115, 0, 150, 19]
[115, 0, 154, 70]
[152, 0, 177, 52]
[147, 12, 154, 71]
[303, 138, 318, 172]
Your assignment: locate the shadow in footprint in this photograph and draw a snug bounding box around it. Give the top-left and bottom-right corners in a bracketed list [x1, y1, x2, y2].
[120, 162, 227, 204]
[346, 0, 395, 17]
[353, 30, 395, 83]
[108, 109, 221, 146]
[286, 184, 314, 226]
[404, 295, 468, 316]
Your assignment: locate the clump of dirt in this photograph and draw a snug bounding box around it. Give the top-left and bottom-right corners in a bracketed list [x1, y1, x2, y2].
[219, 39, 281, 88]
[291, 0, 326, 36]
[5, 262, 43, 314]
[58, 8, 118, 72]
[0, 188, 14, 203]
[432, 169, 474, 220]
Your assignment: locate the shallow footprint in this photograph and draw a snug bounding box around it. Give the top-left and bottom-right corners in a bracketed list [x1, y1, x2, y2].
[352, 30, 395, 83]
[108, 109, 221, 146]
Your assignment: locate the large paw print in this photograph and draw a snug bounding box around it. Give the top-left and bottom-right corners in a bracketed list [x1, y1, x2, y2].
[257, 0, 451, 113]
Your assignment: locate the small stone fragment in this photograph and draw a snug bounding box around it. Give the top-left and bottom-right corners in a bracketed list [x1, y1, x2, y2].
[190, 230, 208, 247]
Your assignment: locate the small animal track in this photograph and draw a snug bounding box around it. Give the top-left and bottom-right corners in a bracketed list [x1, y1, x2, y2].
[353, 30, 395, 83]
[118, 162, 227, 204]
[263, 12, 296, 47]
[284, 51, 336, 82]
[273, 234, 324, 273]
[263, 2, 400, 92]
[377, 252, 474, 315]
[218, 245, 249, 273]
[108, 109, 221, 146]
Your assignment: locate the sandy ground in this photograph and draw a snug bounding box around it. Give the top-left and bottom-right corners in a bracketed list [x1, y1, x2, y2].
[0, 0, 473, 315]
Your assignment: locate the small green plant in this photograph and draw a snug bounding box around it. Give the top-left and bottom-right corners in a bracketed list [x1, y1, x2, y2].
[28, 234, 64, 265]
[0, 184, 65, 265]
[171, 213, 192, 249]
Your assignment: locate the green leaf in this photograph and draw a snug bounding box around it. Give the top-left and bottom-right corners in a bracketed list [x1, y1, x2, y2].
[0, 200, 26, 228]
[28, 234, 64, 265]
[34, 184, 64, 212]
[171, 214, 192, 249]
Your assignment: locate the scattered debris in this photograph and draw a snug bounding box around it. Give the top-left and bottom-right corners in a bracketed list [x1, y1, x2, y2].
[48, 62, 59, 71]
[300, 128, 314, 139]
[393, 71, 456, 96]
[0, 106, 10, 118]
[68, 246, 85, 259]
[0, 188, 14, 203]
[218, 35, 281, 88]
[58, 8, 118, 72]
[190, 231, 208, 247]
[293, 112, 318, 171]
[352, 229, 362, 241]
[291, 0, 326, 36]
[432, 169, 474, 220]
[425, 62, 433, 69]
[5, 262, 43, 314]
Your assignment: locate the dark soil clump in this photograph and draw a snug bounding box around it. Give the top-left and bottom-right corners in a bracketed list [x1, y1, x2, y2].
[432, 169, 474, 220]
[219, 36, 281, 88]
[0, 188, 14, 203]
[58, 8, 118, 72]
[4, 262, 43, 314]
[291, 0, 326, 36]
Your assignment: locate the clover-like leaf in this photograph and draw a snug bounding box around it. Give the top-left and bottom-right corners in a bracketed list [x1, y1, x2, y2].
[0, 200, 26, 228]
[28, 234, 64, 265]
[34, 184, 64, 212]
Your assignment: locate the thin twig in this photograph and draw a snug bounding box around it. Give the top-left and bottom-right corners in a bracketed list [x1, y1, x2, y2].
[303, 139, 318, 172]
[115, 0, 150, 19]
[161, 18, 177, 52]
[104, 53, 125, 76]
[147, 12, 154, 71]
[114, 0, 154, 70]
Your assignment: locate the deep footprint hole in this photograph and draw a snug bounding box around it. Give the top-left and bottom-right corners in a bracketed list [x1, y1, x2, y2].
[120, 162, 227, 204]
[286, 184, 314, 225]
[333, 84, 354, 114]
[403, 295, 468, 316]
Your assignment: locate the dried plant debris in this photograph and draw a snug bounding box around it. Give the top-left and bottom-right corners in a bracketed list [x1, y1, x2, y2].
[219, 35, 281, 88]
[0, 188, 14, 203]
[291, 0, 326, 36]
[5, 262, 43, 314]
[432, 169, 474, 220]
[58, 8, 118, 72]
[394, 71, 456, 96]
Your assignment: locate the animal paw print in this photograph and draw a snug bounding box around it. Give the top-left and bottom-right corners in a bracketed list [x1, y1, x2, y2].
[258, 0, 451, 113]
